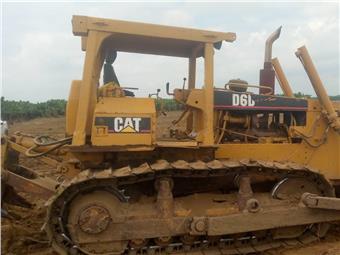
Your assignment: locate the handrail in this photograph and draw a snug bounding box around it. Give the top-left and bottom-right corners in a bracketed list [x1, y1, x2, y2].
[224, 82, 273, 95]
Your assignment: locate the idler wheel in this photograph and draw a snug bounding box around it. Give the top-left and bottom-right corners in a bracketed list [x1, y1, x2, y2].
[67, 190, 128, 254]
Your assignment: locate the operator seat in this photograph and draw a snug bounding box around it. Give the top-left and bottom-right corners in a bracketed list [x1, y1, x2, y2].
[103, 50, 135, 97]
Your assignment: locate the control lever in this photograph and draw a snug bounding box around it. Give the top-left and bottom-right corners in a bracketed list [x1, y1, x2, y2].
[148, 88, 161, 98]
[166, 82, 174, 96]
[149, 89, 166, 116]
[182, 77, 187, 90]
[181, 77, 187, 101]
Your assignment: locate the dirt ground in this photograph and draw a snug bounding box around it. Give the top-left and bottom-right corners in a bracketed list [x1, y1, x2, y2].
[2, 115, 340, 255]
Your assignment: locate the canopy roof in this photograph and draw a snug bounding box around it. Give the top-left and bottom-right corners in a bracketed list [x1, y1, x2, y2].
[72, 15, 236, 58]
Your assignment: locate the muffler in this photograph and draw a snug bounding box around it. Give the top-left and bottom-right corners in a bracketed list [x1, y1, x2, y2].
[259, 26, 282, 94]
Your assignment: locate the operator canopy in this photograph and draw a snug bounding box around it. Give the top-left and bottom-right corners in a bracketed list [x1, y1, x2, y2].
[72, 15, 236, 58]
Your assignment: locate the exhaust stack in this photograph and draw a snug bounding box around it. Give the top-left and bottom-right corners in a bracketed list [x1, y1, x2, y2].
[259, 26, 282, 94]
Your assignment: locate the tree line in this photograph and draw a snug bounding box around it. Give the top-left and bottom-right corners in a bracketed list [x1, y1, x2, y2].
[1, 97, 183, 122]
[278, 92, 340, 100]
[1, 97, 67, 122]
[1, 94, 339, 122]
[296, 93, 340, 100]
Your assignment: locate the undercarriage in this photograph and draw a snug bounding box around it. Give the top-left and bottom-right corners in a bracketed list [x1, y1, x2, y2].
[46, 159, 340, 255]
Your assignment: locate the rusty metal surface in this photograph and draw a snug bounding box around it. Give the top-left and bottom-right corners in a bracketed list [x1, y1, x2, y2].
[272, 177, 322, 201]
[8, 140, 60, 168]
[236, 175, 253, 211]
[302, 192, 340, 210]
[78, 205, 111, 234]
[3, 167, 58, 201]
[207, 207, 340, 236]
[44, 158, 337, 255]
[156, 178, 174, 218]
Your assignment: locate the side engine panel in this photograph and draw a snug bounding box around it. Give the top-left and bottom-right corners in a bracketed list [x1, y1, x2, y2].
[91, 97, 156, 146]
[213, 90, 308, 143]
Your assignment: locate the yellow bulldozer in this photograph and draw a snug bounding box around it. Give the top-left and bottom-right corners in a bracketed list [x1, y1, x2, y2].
[2, 15, 340, 255]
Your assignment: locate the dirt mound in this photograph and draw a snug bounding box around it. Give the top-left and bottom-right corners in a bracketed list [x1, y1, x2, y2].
[1, 205, 51, 254]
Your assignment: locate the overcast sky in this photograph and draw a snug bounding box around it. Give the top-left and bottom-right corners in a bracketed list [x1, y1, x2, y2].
[2, 2, 339, 102]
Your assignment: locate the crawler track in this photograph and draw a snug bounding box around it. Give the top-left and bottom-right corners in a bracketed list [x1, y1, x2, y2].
[45, 159, 336, 255]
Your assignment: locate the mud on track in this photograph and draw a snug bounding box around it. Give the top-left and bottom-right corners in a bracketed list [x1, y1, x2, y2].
[2, 114, 340, 255]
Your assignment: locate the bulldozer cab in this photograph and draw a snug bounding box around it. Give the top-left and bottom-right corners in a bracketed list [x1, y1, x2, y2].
[66, 15, 236, 149]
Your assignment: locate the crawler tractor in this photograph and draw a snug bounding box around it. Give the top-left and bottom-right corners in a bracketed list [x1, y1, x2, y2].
[3, 16, 340, 255]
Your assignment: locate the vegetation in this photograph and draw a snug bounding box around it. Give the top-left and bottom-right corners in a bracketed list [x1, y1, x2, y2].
[330, 95, 340, 101]
[277, 92, 340, 101]
[1, 97, 67, 121]
[291, 92, 340, 100]
[1, 97, 183, 121]
[296, 93, 340, 101]
[293, 92, 312, 98]
[156, 98, 183, 111]
[2, 94, 339, 122]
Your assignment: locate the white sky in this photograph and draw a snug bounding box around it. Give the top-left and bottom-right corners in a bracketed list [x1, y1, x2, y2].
[2, 1, 339, 102]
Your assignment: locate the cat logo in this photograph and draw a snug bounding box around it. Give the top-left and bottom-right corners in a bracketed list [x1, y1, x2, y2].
[232, 93, 255, 107]
[113, 117, 141, 133]
[95, 116, 151, 133]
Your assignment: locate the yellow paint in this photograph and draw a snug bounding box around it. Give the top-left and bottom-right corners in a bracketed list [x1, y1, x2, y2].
[67, 15, 339, 183]
[216, 99, 340, 181]
[91, 97, 156, 146]
[203, 43, 214, 146]
[66, 80, 81, 136]
[70, 15, 235, 148]
[72, 31, 110, 146]
[72, 15, 236, 55]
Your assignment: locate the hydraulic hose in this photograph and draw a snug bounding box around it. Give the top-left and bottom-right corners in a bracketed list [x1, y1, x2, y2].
[25, 136, 72, 158]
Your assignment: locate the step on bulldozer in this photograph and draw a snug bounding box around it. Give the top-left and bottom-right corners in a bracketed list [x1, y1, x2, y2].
[2, 16, 340, 255]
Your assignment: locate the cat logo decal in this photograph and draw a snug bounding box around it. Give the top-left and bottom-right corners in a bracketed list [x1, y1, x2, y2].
[95, 117, 151, 133]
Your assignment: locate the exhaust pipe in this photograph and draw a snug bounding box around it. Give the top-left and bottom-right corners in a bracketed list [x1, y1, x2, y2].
[259, 26, 282, 94]
[264, 26, 282, 62]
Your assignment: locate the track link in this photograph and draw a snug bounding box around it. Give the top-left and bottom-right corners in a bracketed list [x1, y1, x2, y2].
[45, 159, 335, 255]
